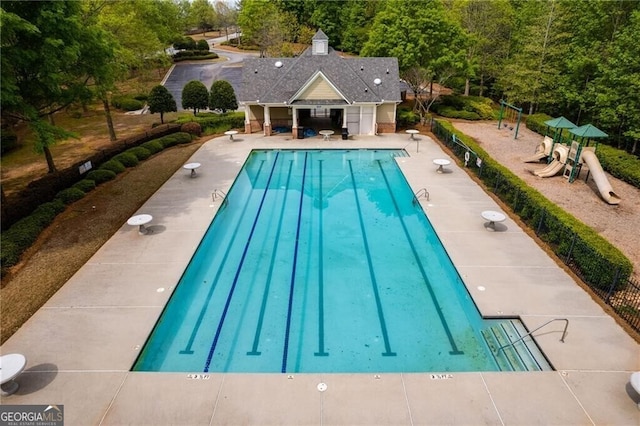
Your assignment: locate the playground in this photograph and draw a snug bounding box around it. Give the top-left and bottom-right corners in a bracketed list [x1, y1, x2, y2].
[449, 119, 640, 280]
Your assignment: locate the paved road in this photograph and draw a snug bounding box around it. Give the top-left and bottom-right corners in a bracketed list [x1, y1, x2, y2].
[163, 33, 257, 111]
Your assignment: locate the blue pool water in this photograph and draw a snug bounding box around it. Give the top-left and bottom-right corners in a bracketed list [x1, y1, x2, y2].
[134, 149, 501, 373]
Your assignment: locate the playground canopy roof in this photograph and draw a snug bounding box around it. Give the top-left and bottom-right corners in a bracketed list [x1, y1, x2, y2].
[569, 124, 608, 138]
[544, 116, 577, 129]
[569, 123, 608, 147]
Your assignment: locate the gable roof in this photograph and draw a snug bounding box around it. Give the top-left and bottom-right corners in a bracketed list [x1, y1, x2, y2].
[240, 41, 400, 105]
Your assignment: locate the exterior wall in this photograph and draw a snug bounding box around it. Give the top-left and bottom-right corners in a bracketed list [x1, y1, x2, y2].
[376, 103, 397, 133]
[247, 104, 264, 133]
[299, 78, 342, 100]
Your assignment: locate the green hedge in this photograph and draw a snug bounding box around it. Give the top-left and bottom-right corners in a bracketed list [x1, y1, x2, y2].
[111, 95, 145, 111]
[113, 152, 140, 168]
[172, 50, 219, 62]
[86, 169, 117, 184]
[1, 200, 65, 272]
[432, 119, 633, 290]
[126, 146, 152, 161]
[72, 179, 96, 193]
[432, 95, 497, 120]
[396, 107, 420, 128]
[595, 144, 640, 188]
[141, 140, 164, 154]
[99, 159, 126, 174]
[176, 112, 244, 132]
[0, 131, 192, 276]
[55, 187, 86, 205]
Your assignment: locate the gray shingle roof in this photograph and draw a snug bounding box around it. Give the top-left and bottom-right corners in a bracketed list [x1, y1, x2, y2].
[240, 46, 400, 105]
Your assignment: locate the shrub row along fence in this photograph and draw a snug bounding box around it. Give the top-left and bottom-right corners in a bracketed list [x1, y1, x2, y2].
[1, 129, 194, 277]
[1, 123, 182, 231]
[431, 118, 639, 334]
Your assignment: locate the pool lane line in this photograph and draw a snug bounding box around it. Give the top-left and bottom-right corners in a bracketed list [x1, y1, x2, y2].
[203, 152, 281, 372]
[315, 159, 328, 357]
[247, 160, 294, 356]
[281, 152, 309, 373]
[348, 159, 397, 357]
[179, 160, 267, 355]
[376, 160, 463, 355]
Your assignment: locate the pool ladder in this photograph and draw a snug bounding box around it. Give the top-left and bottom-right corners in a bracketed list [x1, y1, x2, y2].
[498, 318, 569, 353]
[413, 187, 430, 202]
[211, 189, 228, 206]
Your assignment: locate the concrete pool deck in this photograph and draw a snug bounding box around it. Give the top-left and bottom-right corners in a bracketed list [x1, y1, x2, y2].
[1, 132, 638, 425]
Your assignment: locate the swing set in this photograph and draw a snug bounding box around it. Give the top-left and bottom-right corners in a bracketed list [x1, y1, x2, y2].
[497, 100, 522, 139]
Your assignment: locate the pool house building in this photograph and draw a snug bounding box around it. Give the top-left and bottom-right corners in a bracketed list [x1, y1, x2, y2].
[239, 30, 401, 138]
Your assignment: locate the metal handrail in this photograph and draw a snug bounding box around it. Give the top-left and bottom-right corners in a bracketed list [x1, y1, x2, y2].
[498, 318, 568, 353]
[414, 188, 430, 202]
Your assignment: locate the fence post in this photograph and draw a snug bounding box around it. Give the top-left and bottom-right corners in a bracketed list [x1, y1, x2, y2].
[564, 232, 577, 264]
[493, 174, 501, 193]
[605, 267, 621, 304]
[536, 209, 546, 235]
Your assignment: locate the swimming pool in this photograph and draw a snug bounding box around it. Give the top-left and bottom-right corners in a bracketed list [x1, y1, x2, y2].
[134, 149, 539, 373]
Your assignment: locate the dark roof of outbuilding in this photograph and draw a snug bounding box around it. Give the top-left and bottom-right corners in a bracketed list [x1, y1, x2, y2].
[240, 46, 401, 105]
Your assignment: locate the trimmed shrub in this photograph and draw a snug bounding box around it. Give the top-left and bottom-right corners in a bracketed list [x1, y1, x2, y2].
[525, 113, 554, 136]
[111, 95, 145, 111]
[141, 140, 164, 154]
[175, 112, 245, 133]
[72, 179, 96, 193]
[172, 50, 218, 61]
[2, 199, 64, 265]
[597, 144, 640, 188]
[113, 152, 139, 168]
[1, 132, 19, 154]
[31, 200, 66, 225]
[433, 95, 496, 120]
[86, 169, 117, 184]
[180, 122, 202, 137]
[196, 39, 210, 51]
[127, 146, 152, 161]
[396, 107, 420, 128]
[55, 187, 86, 205]
[99, 159, 126, 174]
[158, 132, 192, 148]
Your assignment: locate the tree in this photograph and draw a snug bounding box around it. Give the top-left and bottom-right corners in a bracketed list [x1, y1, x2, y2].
[209, 80, 238, 113]
[190, 0, 217, 35]
[238, 0, 288, 57]
[1, 1, 115, 173]
[361, 0, 467, 115]
[148, 85, 177, 124]
[182, 80, 209, 115]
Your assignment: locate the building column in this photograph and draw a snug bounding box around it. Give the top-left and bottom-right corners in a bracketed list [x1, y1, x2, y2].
[372, 105, 378, 135]
[264, 105, 271, 136]
[292, 107, 299, 138]
[244, 106, 252, 134]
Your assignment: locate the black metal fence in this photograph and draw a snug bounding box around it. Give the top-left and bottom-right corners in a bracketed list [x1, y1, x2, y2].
[431, 119, 640, 335]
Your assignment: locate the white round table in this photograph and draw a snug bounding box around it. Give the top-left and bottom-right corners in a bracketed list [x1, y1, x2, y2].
[406, 129, 419, 140]
[481, 210, 506, 230]
[224, 130, 238, 141]
[127, 214, 153, 234]
[1, 353, 27, 396]
[433, 158, 451, 173]
[319, 130, 335, 141]
[631, 372, 640, 407]
[183, 162, 201, 177]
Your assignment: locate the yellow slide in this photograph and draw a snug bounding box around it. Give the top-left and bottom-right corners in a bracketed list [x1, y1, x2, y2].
[533, 144, 569, 178]
[524, 136, 553, 163]
[581, 150, 621, 205]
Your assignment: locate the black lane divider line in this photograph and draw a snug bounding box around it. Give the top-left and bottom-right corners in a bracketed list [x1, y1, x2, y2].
[180, 160, 267, 355]
[247, 160, 294, 355]
[348, 160, 397, 357]
[203, 152, 281, 372]
[315, 159, 328, 357]
[376, 160, 463, 355]
[281, 152, 309, 373]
